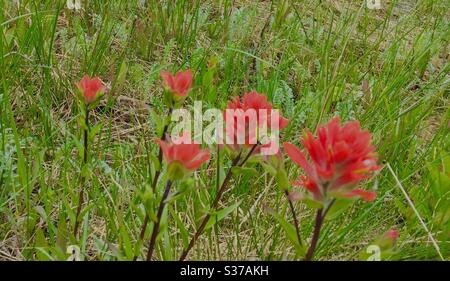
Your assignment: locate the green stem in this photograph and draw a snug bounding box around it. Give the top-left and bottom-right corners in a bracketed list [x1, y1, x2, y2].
[74, 105, 89, 237]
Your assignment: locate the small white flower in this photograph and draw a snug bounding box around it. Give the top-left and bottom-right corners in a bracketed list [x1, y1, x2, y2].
[66, 0, 81, 11]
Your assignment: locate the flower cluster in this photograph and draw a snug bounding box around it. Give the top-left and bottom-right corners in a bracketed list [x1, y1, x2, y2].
[73, 68, 382, 261]
[283, 117, 379, 203]
[161, 69, 193, 103]
[76, 75, 104, 104]
[223, 91, 289, 155]
[158, 136, 210, 180]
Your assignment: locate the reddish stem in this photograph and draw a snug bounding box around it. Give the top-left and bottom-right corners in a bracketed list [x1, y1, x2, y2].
[146, 180, 173, 261]
[133, 107, 172, 261]
[284, 190, 302, 247]
[179, 143, 258, 261]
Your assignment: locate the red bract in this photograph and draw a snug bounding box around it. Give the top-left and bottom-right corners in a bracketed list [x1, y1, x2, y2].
[160, 69, 193, 97]
[76, 75, 104, 104]
[223, 91, 289, 152]
[283, 117, 379, 202]
[226, 91, 289, 129]
[385, 229, 400, 241]
[158, 138, 210, 173]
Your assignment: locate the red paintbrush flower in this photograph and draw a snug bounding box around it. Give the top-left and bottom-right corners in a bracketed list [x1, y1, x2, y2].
[158, 135, 210, 180]
[76, 75, 105, 104]
[385, 229, 400, 241]
[160, 69, 193, 98]
[283, 117, 379, 202]
[226, 91, 289, 129]
[223, 91, 289, 153]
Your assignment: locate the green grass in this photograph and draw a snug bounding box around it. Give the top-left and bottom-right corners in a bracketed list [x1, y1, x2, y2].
[0, 0, 449, 261]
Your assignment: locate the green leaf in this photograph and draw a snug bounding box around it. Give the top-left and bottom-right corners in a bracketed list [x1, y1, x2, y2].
[161, 227, 173, 261]
[149, 152, 161, 172]
[429, 165, 450, 196]
[88, 95, 103, 110]
[276, 169, 290, 191]
[325, 198, 354, 219]
[149, 107, 164, 138]
[231, 166, 258, 177]
[269, 209, 305, 257]
[119, 222, 133, 260]
[171, 208, 189, 249]
[260, 161, 277, 176]
[89, 123, 103, 140]
[205, 200, 243, 230]
[35, 229, 50, 261]
[302, 197, 324, 209]
[56, 211, 68, 253]
[113, 60, 128, 93]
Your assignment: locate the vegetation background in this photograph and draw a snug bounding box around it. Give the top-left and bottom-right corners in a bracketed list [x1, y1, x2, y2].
[0, 0, 449, 260]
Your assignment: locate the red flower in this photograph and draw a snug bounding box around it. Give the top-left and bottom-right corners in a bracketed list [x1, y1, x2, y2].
[226, 91, 289, 129]
[344, 189, 377, 202]
[385, 229, 399, 241]
[158, 137, 210, 179]
[160, 69, 193, 97]
[283, 117, 379, 202]
[76, 75, 105, 104]
[223, 91, 289, 152]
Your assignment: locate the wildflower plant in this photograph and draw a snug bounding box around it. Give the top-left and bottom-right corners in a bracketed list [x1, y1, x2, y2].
[3, 0, 449, 263]
[179, 91, 289, 260]
[133, 70, 194, 261]
[127, 66, 382, 261]
[73, 75, 105, 238]
[145, 135, 210, 261]
[282, 117, 380, 260]
[68, 67, 383, 262]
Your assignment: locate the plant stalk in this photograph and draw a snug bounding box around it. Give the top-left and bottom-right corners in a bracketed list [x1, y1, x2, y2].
[74, 105, 89, 237]
[146, 179, 173, 261]
[179, 143, 258, 261]
[133, 107, 172, 261]
[284, 189, 302, 247]
[305, 208, 323, 261]
[304, 199, 335, 261]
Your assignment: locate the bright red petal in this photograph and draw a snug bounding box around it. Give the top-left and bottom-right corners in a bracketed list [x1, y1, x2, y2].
[344, 189, 377, 202]
[185, 149, 210, 170]
[283, 142, 314, 177]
